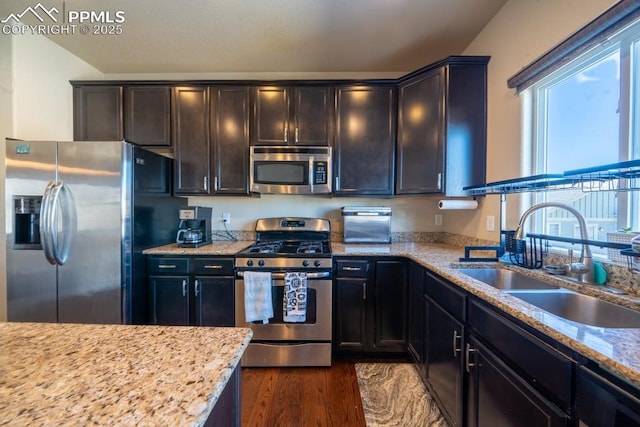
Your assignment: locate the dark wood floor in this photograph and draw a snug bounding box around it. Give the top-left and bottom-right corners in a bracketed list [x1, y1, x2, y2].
[241, 361, 366, 427]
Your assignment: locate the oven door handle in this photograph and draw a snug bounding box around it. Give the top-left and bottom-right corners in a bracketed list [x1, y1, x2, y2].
[237, 271, 331, 280]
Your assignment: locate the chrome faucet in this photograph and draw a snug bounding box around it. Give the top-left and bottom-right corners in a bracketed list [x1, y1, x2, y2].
[514, 202, 594, 283]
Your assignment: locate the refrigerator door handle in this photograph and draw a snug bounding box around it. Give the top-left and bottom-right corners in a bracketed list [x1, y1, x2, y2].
[40, 181, 57, 265]
[50, 181, 76, 266]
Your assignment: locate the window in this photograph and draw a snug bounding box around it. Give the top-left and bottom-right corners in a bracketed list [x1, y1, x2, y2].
[528, 18, 640, 259]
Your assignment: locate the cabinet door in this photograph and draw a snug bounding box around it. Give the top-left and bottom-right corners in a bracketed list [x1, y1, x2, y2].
[334, 86, 396, 196]
[334, 277, 369, 351]
[124, 86, 171, 146]
[466, 336, 568, 427]
[252, 87, 289, 145]
[148, 276, 190, 326]
[73, 85, 123, 141]
[194, 277, 235, 326]
[396, 68, 445, 194]
[424, 295, 464, 427]
[210, 87, 250, 194]
[407, 263, 425, 367]
[293, 87, 333, 146]
[374, 260, 407, 349]
[172, 86, 211, 194]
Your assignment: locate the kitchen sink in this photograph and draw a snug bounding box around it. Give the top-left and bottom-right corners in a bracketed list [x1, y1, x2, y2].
[508, 291, 640, 328]
[456, 268, 561, 290]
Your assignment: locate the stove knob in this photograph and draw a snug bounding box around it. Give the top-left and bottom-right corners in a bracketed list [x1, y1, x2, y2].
[314, 260, 322, 267]
[302, 260, 310, 267]
[246, 260, 254, 267]
[258, 260, 265, 267]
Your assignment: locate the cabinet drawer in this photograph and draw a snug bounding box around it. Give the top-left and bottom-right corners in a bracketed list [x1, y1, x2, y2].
[468, 299, 573, 412]
[192, 258, 234, 276]
[335, 260, 370, 277]
[147, 257, 190, 275]
[425, 272, 465, 320]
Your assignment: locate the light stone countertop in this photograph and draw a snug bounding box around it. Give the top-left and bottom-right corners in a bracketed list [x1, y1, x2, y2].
[142, 240, 640, 388]
[0, 323, 252, 426]
[143, 241, 254, 256]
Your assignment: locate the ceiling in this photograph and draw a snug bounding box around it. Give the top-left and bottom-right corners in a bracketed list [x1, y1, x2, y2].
[1, 0, 507, 75]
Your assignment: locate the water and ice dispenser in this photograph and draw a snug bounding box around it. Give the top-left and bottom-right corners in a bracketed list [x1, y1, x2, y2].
[13, 195, 42, 249]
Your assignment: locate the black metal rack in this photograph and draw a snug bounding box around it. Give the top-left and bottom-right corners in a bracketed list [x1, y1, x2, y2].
[465, 160, 640, 196]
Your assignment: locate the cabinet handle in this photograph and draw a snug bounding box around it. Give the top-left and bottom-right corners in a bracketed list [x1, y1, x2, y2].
[204, 264, 223, 269]
[295, 127, 300, 143]
[158, 264, 176, 269]
[182, 279, 188, 297]
[452, 330, 462, 357]
[437, 173, 442, 190]
[362, 282, 367, 300]
[204, 176, 209, 191]
[335, 176, 340, 191]
[343, 266, 362, 271]
[465, 343, 476, 373]
[284, 126, 288, 143]
[195, 279, 200, 297]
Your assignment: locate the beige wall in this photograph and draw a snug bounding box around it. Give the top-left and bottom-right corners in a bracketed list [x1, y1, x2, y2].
[0, 34, 102, 321]
[457, 0, 616, 239]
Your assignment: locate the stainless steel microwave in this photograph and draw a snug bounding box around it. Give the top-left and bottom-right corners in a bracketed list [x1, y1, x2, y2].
[250, 146, 332, 194]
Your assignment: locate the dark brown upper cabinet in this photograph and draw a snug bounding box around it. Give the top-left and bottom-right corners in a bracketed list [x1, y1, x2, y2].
[334, 85, 396, 196]
[73, 85, 123, 141]
[251, 86, 333, 146]
[124, 86, 172, 146]
[210, 87, 250, 195]
[396, 56, 488, 196]
[172, 86, 211, 195]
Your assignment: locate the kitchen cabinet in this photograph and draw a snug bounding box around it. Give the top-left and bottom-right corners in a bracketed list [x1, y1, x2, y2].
[251, 86, 333, 146]
[147, 256, 235, 326]
[423, 271, 466, 427]
[334, 85, 396, 196]
[576, 364, 640, 426]
[407, 262, 425, 368]
[465, 335, 568, 427]
[396, 56, 488, 196]
[333, 257, 407, 355]
[210, 87, 250, 194]
[124, 86, 172, 146]
[73, 85, 123, 141]
[172, 86, 211, 194]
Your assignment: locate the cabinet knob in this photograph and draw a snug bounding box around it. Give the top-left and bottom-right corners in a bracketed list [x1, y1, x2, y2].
[452, 330, 462, 357]
[182, 279, 188, 297]
[465, 343, 476, 373]
[195, 279, 200, 297]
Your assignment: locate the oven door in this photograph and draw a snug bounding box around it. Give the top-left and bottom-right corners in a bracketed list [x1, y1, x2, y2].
[234, 270, 332, 341]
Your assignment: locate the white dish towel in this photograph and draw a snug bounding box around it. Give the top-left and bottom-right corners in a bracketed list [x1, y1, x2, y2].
[283, 272, 307, 323]
[243, 271, 274, 324]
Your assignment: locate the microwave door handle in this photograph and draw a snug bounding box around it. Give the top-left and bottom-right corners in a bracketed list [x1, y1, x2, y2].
[309, 158, 314, 193]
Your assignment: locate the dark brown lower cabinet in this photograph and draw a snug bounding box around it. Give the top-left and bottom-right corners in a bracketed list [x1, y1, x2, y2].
[147, 256, 234, 326]
[204, 365, 240, 427]
[466, 336, 568, 427]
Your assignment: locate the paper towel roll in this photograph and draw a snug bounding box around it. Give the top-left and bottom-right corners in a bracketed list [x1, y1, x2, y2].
[438, 200, 478, 210]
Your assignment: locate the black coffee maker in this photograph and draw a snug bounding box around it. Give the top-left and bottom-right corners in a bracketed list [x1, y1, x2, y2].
[176, 206, 212, 248]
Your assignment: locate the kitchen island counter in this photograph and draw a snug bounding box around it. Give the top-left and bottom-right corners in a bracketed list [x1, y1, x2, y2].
[0, 322, 252, 426]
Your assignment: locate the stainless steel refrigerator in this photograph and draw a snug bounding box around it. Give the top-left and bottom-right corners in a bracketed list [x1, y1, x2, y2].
[5, 139, 186, 324]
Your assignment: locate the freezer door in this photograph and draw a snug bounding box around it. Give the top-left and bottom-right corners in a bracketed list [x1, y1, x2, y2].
[5, 140, 57, 322]
[56, 141, 123, 324]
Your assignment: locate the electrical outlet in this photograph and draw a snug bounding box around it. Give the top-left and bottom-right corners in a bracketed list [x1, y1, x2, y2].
[222, 212, 231, 224]
[435, 214, 443, 226]
[486, 215, 495, 232]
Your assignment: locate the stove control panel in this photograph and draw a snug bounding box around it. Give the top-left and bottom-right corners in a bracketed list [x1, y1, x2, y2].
[237, 257, 331, 269]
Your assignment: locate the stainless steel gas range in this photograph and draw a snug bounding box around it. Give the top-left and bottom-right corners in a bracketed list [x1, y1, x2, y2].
[234, 217, 332, 367]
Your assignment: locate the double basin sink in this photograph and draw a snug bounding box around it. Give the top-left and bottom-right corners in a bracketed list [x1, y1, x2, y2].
[456, 268, 640, 328]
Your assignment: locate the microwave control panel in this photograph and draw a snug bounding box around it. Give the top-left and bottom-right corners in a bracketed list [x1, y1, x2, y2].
[313, 161, 328, 185]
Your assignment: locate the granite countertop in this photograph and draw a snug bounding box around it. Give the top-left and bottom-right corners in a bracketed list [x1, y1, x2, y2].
[142, 240, 640, 388]
[0, 323, 252, 426]
[143, 240, 254, 256]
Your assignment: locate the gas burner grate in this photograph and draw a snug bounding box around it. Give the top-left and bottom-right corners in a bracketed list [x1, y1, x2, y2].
[296, 241, 324, 254]
[248, 240, 284, 254]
